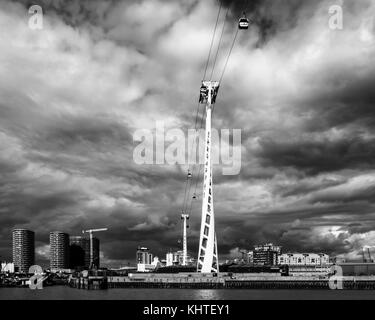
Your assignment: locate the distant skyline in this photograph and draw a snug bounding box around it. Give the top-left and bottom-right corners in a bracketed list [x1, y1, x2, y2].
[1, 0, 375, 267]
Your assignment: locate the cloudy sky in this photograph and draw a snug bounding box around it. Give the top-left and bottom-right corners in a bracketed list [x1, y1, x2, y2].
[0, 0, 375, 267]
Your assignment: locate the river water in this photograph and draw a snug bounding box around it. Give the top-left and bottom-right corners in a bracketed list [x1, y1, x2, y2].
[0, 286, 374, 300]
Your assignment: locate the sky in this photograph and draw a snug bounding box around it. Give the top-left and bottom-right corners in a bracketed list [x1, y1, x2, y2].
[0, 0, 375, 267]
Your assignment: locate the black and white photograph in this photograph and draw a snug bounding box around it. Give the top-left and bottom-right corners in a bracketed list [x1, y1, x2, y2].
[0, 0, 375, 314]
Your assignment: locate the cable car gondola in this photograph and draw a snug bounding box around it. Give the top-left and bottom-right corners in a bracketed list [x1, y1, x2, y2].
[238, 12, 250, 30]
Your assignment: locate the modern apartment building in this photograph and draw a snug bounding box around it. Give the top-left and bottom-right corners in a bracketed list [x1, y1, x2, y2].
[50, 231, 70, 270]
[12, 229, 35, 273]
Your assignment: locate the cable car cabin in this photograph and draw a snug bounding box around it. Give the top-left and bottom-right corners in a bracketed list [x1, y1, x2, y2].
[238, 17, 249, 29]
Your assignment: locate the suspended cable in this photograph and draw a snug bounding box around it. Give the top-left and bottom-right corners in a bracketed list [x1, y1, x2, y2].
[209, 6, 230, 81]
[188, 107, 206, 216]
[183, 106, 205, 215]
[202, 0, 223, 81]
[180, 1, 223, 217]
[219, 27, 239, 83]
[185, 2, 251, 217]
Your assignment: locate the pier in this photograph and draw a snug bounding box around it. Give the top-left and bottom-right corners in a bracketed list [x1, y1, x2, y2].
[68, 273, 375, 290]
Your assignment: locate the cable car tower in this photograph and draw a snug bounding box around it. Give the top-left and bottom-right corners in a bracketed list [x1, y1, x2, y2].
[197, 81, 220, 273]
[179, 2, 250, 273]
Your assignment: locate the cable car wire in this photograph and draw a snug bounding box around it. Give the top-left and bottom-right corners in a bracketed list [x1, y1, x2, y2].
[184, 106, 206, 215]
[184, 1, 231, 218]
[185, 3, 250, 217]
[183, 1, 225, 214]
[210, 6, 230, 81]
[219, 27, 239, 83]
[203, 0, 223, 81]
[181, 0, 250, 220]
[188, 107, 206, 216]
[180, 0, 223, 217]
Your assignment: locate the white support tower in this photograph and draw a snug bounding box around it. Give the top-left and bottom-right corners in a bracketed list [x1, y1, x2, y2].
[181, 212, 189, 266]
[197, 81, 220, 273]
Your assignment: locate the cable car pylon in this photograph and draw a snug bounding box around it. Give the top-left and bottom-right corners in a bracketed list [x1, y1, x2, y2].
[197, 80, 220, 273]
[179, 1, 251, 274]
[181, 211, 189, 266]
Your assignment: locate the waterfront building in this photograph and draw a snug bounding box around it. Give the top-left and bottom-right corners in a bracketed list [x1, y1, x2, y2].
[151, 256, 160, 267]
[253, 243, 282, 266]
[137, 247, 160, 272]
[173, 250, 183, 265]
[70, 236, 100, 269]
[165, 250, 194, 266]
[12, 229, 35, 273]
[1, 262, 15, 273]
[69, 236, 88, 269]
[50, 231, 70, 270]
[137, 246, 153, 265]
[136, 263, 156, 272]
[331, 256, 346, 264]
[278, 253, 330, 266]
[247, 251, 253, 264]
[136, 259, 161, 272]
[166, 252, 173, 266]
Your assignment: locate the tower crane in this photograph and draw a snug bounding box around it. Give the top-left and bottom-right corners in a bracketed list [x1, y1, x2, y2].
[82, 228, 108, 269]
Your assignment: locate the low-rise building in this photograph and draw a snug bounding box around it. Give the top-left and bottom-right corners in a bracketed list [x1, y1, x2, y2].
[166, 252, 174, 266]
[137, 263, 157, 272]
[137, 247, 153, 265]
[253, 243, 282, 266]
[165, 250, 194, 266]
[278, 253, 330, 266]
[247, 251, 253, 264]
[1, 262, 15, 273]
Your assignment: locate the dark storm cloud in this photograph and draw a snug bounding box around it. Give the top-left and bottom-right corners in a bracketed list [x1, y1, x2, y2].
[1, 0, 375, 265]
[273, 176, 348, 198]
[257, 136, 375, 175]
[305, 71, 375, 131]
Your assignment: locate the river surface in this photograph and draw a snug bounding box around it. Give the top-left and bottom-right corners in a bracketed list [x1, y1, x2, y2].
[0, 286, 375, 300]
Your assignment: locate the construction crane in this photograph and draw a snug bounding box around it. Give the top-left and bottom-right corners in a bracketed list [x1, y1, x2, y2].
[362, 246, 375, 263]
[82, 228, 108, 269]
